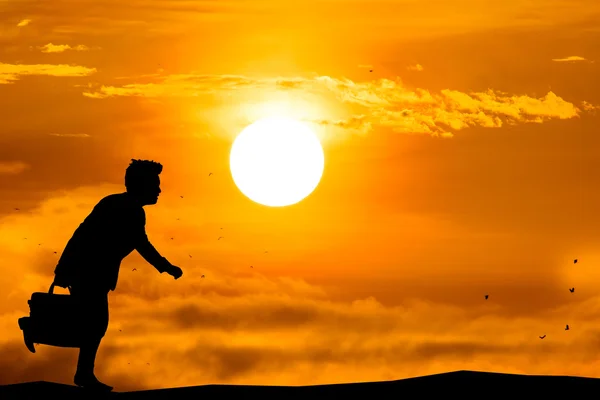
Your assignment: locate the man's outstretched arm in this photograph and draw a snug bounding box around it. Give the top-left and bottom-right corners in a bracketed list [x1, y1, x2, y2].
[136, 232, 172, 273]
[134, 208, 182, 279]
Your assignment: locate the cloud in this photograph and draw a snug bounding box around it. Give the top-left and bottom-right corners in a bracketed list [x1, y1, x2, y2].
[48, 133, 91, 138]
[0, 340, 141, 391]
[6, 0, 600, 41]
[82, 74, 586, 138]
[551, 56, 592, 62]
[310, 115, 373, 135]
[82, 74, 273, 99]
[407, 64, 424, 71]
[16, 19, 31, 27]
[581, 101, 600, 113]
[38, 43, 90, 53]
[0, 161, 29, 175]
[0, 63, 96, 84]
[2, 185, 600, 389]
[2, 1, 241, 39]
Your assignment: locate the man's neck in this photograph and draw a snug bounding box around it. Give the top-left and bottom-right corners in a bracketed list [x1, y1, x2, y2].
[124, 191, 145, 207]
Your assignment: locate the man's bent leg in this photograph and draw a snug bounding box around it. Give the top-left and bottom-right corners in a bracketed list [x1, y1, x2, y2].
[71, 285, 112, 391]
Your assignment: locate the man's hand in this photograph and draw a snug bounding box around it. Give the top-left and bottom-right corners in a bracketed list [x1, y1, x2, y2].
[165, 265, 183, 280]
[53, 273, 71, 289]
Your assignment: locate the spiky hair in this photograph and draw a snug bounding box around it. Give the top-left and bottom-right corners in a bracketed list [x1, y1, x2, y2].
[124, 159, 163, 191]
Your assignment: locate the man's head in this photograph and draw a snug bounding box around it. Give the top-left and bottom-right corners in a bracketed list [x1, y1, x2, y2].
[124, 159, 162, 206]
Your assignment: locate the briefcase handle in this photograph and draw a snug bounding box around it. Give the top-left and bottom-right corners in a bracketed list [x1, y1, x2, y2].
[48, 282, 72, 294]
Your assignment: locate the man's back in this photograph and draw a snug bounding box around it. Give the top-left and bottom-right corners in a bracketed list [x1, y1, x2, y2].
[55, 192, 146, 290]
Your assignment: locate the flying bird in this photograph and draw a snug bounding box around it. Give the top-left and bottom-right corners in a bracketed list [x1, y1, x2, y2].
[565, 324, 570, 330]
[369, 69, 373, 72]
[569, 288, 575, 293]
[574, 259, 578, 264]
[250, 265, 253, 268]
[53, 251, 57, 254]
[180, 196, 184, 199]
[201, 274, 205, 278]
[539, 335, 546, 339]
[208, 172, 213, 176]
[132, 268, 137, 271]
[218, 236, 223, 240]
[484, 294, 489, 300]
[14, 208, 19, 211]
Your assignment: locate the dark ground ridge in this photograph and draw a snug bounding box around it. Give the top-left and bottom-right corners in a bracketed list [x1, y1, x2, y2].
[2, 370, 599, 399]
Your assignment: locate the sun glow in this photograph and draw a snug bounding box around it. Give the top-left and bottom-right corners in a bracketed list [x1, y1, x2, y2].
[229, 117, 325, 207]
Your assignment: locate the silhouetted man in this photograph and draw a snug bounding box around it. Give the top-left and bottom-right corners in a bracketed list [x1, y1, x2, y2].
[26, 159, 183, 391]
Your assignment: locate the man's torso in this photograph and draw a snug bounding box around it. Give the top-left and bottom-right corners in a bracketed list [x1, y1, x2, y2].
[55, 192, 145, 290]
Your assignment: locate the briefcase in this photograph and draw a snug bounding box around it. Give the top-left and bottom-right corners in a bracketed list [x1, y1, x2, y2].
[18, 283, 83, 348]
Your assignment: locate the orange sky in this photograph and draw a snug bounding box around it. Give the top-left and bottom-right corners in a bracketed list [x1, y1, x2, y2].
[1, 0, 600, 391]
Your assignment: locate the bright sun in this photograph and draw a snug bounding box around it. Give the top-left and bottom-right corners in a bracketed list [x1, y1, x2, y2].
[229, 116, 325, 207]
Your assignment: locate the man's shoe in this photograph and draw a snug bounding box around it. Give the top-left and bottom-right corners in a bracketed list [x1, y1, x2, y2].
[74, 373, 113, 392]
[18, 318, 36, 354]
